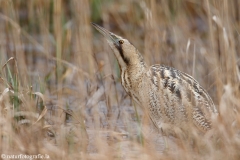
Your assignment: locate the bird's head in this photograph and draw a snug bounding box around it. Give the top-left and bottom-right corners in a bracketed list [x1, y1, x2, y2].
[92, 23, 145, 69]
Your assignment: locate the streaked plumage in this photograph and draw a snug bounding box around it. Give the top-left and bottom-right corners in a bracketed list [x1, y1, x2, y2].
[92, 23, 218, 136]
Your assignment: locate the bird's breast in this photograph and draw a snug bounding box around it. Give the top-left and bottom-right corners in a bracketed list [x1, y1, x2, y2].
[121, 69, 146, 105]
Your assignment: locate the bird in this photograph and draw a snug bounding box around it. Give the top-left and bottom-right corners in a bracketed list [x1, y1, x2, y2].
[92, 23, 218, 140]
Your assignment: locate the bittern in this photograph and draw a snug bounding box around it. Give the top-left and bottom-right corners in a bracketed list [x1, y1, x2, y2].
[92, 23, 218, 141]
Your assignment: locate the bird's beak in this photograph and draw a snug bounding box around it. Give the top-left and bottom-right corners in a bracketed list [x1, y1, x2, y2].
[92, 23, 120, 46]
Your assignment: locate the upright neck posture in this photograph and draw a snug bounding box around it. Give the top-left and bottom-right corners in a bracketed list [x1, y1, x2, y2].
[93, 23, 218, 138]
[92, 23, 146, 79]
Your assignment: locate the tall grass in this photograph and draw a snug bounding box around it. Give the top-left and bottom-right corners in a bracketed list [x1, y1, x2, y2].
[0, 0, 239, 159]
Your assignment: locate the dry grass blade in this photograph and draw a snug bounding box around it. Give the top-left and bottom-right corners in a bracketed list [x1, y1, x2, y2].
[86, 86, 104, 108]
[2, 57, 15, 69]
[14, 111, 39, 119]
[33, 106, 47, 125]
[31, 92, 46, 103]
[2, 57, 19, 74]
[0, 88, 11, 102]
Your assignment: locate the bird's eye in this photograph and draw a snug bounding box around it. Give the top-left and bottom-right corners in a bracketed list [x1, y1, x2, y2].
[119, 40, 124, 44]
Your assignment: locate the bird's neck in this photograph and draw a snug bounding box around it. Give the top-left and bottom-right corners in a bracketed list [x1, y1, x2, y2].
[123, 62, 147, 82]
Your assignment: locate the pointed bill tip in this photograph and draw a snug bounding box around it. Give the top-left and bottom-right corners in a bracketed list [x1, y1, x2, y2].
[92, 23, 119, 44]
[92, 22, 97, 27]
[91, 22, 103, 31]
[91, 22, 104, 32]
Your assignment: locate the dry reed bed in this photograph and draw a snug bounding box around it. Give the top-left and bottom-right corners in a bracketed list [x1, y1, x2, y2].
[0, 0, 240, 159]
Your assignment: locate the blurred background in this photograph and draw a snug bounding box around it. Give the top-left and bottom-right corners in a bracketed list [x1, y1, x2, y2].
[0, 0, 240, 159]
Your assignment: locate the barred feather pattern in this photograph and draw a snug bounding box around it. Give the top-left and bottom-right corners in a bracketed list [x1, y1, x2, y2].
[145, 65, 218, 132]
[121, 64, 218, 133]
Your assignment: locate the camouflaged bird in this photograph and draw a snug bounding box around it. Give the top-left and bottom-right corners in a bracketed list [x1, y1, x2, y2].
[92, 23, 218, 136]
